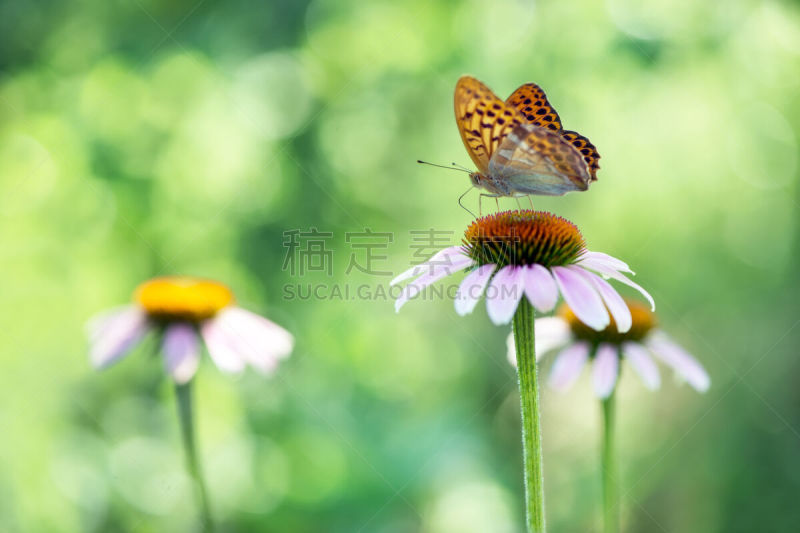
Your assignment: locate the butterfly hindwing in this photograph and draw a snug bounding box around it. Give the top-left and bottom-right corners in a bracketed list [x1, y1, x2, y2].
[488, 123, 590, 196]
[561, 130, 600, 181]
[507, 84, 601, 182]
[454, 76, 524, 175]
[505, 83, 563, 131]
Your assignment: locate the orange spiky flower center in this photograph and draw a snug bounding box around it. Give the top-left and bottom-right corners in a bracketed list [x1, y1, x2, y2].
[463, 210, 585, 268]
[135, 276, 234, 322]
[561, 299, 656, 344]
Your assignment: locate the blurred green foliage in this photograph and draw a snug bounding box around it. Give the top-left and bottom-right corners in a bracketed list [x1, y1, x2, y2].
[1, 0, 800, 531]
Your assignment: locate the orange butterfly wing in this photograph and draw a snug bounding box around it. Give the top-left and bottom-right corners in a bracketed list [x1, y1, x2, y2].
[505, 83, 563, 131]
[454, 76, 524, 175]
[507, 83, 601, 181]
[561, 130, 600, 181]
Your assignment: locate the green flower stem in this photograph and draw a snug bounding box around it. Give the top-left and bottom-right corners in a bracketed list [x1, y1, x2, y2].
[512, 299, 546, 533]
[175, 381, 214, 532]
[601, 374, 619, 533]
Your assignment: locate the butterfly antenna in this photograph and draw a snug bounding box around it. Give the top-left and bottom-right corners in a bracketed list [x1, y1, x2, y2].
[417, 160, 470, 173]
[451, 162, 471, 172]
[458, 186, 477, 218]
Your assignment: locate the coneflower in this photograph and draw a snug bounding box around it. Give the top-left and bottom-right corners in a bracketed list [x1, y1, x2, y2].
[507, 299, 709, 532]
[392, 210, 653, 533]
[87, 276, 293, 530]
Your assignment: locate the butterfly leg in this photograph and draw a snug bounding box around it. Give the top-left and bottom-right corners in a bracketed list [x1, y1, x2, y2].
[528, 195, 534, 210]
[494, 197, 500, 212]
[479, 194, 495, 217]
[515, 198, 522, 210]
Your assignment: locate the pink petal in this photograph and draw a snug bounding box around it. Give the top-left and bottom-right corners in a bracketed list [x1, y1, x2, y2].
[577, 260, 655, 311]
[454, 264, 495, 316]
[485, 266, 525, 325]
[547, 341, 590, 391]
[570, 266, 632, 333]
[647, 331, 710, 392]
[533, 317, 571, 356]
[622, 341, 661, 390]
[87, 306, 150, 369]
[228, 307, 294, 360]
[592, 343, 619, 398]
[606, 272, 655, 311]
[390, 265, 426, 287]
[577, 251, 633, 274]
[200, 318, 246, 374]
[522, 264, 559, 313]
[162, 323, 200, 384]
[394, 262, 466, 312]
[551, 266, 610, 331]
[390, 246, 471, 286]
[210, 307, 294, 374]
[428, 246, 472, 265]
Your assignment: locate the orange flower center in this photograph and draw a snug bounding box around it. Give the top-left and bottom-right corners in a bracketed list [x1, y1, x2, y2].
[134, 276, 234, 322]
[561, 299, 656, 344]
[463, 210, 585, 268]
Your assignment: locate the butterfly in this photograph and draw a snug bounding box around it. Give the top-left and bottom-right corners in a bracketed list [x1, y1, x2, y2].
[454, 76, 600, 197]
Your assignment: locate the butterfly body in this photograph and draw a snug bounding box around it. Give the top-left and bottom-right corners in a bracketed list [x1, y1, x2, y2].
[454, 76, 600, 198]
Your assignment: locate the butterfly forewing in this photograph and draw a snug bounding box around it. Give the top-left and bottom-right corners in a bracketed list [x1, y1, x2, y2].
[488, 123, 591, 196]
[561, 130, 600, 181]
[505, 83, 563, 131]
[454, 76, 524, 175]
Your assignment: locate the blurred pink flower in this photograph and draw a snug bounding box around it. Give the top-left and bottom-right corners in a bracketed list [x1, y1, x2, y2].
[507, 301, 710, 398]
[87, 276, 293, 383]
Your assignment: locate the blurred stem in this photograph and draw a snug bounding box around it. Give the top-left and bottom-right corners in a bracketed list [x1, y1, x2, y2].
[601, 379, 618, 533]
[512, 299, 546, 533]
[175, 381, 214, 532]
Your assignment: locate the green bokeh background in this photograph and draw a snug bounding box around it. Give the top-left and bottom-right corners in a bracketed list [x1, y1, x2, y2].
[2, 0, 799, 531]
